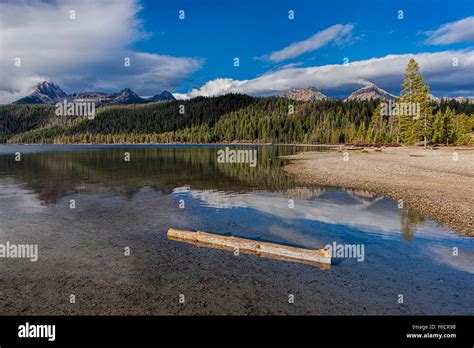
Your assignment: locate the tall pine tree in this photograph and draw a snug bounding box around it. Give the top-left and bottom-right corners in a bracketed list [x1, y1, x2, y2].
[399, 58, 433, 146]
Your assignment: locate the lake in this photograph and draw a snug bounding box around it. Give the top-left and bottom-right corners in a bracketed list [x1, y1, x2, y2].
[0, 144, 472, 315]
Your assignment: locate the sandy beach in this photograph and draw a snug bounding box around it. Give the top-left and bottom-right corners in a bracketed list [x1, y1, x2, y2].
[283, 146, 474, 236]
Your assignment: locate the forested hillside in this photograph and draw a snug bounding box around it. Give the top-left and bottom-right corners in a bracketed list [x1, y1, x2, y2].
[2, 59, 473, 145]
[2, 95, 473, 145]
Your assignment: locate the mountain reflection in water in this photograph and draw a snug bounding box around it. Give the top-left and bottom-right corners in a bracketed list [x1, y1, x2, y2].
[0, 145, 425, 240]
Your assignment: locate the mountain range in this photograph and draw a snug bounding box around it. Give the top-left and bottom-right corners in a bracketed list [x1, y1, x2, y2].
[12, 81, 473, 106]
[284, 85, 472, 104]
[280, 84, 401, 103]
[14, 81, 175, 106]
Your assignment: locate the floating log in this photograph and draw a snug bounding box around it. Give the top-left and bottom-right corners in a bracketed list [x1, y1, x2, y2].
[167, 228, 331, 268]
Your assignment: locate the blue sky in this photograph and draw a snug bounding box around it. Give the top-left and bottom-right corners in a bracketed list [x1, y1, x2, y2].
[136, 0, 474, 93]
[1, 0, 473, 102]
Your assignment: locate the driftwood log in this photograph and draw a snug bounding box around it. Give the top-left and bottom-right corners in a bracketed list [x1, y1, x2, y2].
[168, 228, 331, 268]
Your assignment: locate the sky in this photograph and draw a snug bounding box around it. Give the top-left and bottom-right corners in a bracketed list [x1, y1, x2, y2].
[0, 0, 473, 103]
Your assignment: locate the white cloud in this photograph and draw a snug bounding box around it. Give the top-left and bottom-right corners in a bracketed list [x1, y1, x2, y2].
[177, 50, 474, 99]
[178, 78, 248, 99]
[425, 16, 474, 45]
[427, 245, 474, 274]
[268, 24, 354, 63]
[0, 0, 203, 103]
[177, 188, 454, 239]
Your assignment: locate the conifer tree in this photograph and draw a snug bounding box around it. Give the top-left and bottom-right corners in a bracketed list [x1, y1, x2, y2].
[399, 58, 433, 145]
[432, 110, 443, 144]
[366, 103, 386, 143]
[442, 107, 455, 145]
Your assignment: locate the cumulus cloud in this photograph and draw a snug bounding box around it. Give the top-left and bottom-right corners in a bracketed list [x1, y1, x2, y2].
[268, 24, 354, 63]
[179, 188, 453, 239]
[0, 0, 203, 103]
[425, 16, 474, 45]
[177, 50, 474, 99]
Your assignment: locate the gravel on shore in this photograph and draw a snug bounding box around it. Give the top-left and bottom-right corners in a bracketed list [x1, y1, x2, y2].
[283, 146, 474, 236]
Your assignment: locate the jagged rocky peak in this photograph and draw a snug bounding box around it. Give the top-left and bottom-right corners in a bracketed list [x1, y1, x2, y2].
[14, 81, 68, 104]
[13, 81, 177, 105]
[115, 88, 138, 98]
[33, 81, 67, 99]
[13, 81, 66, 104]
[345, 83, 396, 102]
[282, 86, 328, 102]
[148, 90, 176, 102]
[108, 88, 145, 104]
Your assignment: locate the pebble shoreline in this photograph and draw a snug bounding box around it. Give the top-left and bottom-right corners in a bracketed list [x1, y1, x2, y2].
[283, 147, 474, 237]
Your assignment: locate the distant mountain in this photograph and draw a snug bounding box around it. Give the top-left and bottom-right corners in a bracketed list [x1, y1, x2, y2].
[441, 96, 474, 104]
[427, 93, 441, 104]
[282, 87, 328, 102]
[108, 88, 146, 104]
[421, 94, 474, 104]
[71, 91, 110, 102]
[13, 81, 174, 106]
[345, 84, 396, 102]
[71, 89, 146, 105]
[13, 81, 472, 107]
[14, 81, 68, 104]
[146, 91, 176, 102]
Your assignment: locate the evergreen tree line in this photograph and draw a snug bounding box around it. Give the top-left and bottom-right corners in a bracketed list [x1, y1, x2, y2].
[2, 59, 473, 145]
[364, 58, 473, 145]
